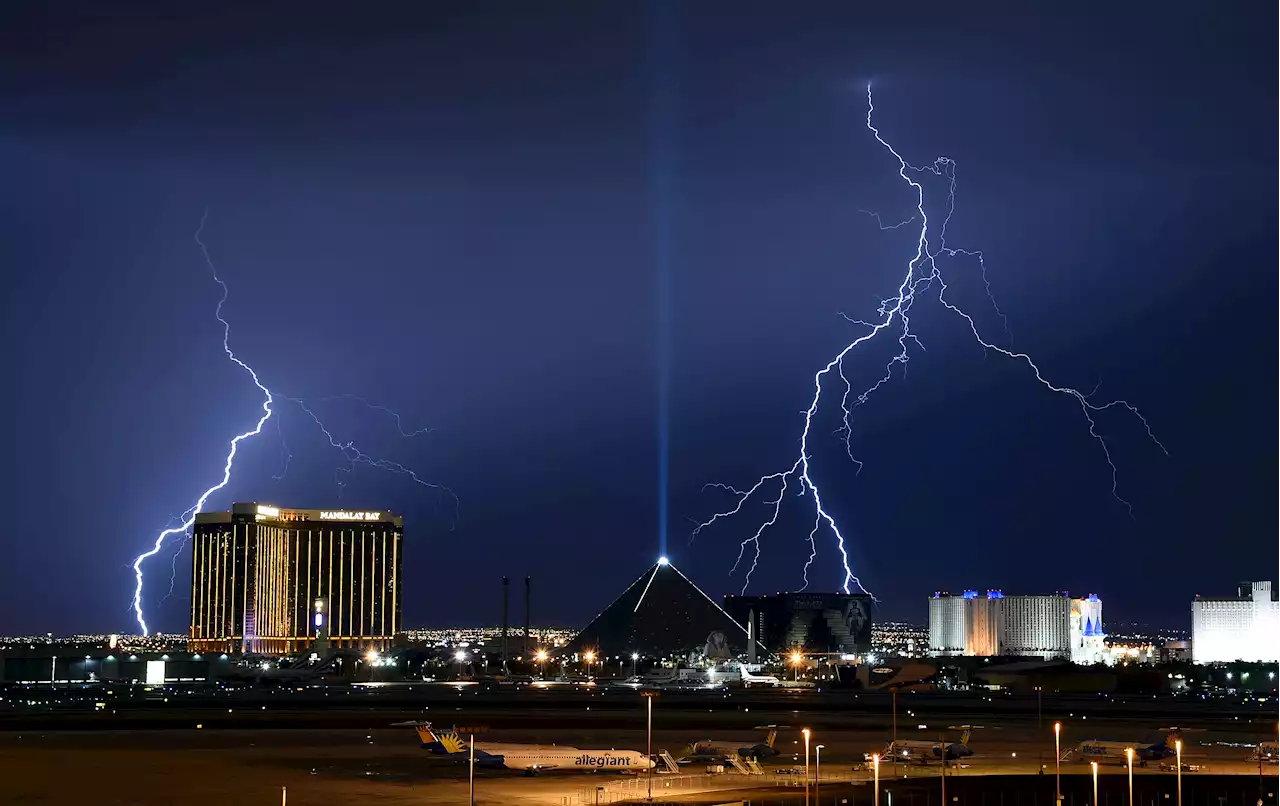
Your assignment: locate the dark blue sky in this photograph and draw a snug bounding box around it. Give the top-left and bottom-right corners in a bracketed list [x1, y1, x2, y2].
[2, 2, 1274, 634]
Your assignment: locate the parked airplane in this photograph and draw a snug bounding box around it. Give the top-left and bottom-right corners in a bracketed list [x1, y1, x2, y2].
[871, 726, 980, 765]
[680, 725, 781, 763]
[220, 653, 342, 687]
[738, 667, 781, 688]
[395, 722, 655, 775]
[1064, 728, 1183, 767]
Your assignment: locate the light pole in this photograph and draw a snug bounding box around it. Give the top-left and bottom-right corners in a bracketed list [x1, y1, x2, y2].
[940, 736, 946, 805]
[631, 652, 639, 677]
[468, 733, 476, 806]
[802, 727, 811, 803]
[892, 687, 899, 777]
[1125, 747, 1133, 806]
[1036, 686, 1043, 772]
[1054, 721, 1062, 803]
[816, 744, 824, 801]
[455, 649, 467, 678]
[873, 753, 881, 806]
[584, 650, 596, 681]
[535, 649, 548, 679]
[792, 652, 802, 681]
[645, 693, 654, 802]
[1090, 761, 1098, 806]
[1175, 738, 1182, 806]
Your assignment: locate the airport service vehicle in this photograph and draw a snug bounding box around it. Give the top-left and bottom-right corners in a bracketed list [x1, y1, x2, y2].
[396, 722, 655, 775]
[870, 726, 980, 765]
[1063, 728, 1183, 767]
[679, 725, 781, 763]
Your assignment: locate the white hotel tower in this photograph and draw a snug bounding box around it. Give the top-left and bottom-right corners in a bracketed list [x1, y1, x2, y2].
[928, 590, 1102, 661]
[1192, 581, 1279, 663]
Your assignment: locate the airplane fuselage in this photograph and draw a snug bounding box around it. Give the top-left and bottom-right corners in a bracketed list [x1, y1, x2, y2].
[480, 748, 654, 773]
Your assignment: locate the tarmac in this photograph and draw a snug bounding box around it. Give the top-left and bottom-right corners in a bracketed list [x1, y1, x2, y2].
[0, 686, 1274, 804]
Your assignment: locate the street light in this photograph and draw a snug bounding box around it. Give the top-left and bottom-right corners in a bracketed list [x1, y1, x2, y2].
[644, 692, 655, 802]
[1175, 738, 1183, 806]
[873, 753, 881, 806]
[454, 650, 467, 678]
[1035, 686, 1044, 772]
[1054, 721, 1062, 803]
[584, 650, 596, 680]
[802, 728, 811, 790]
[1125, 747, 1134, 806]
[1091, 761, 1098, 806]
[631, 652, 639, 677]
[535, 649, 548, 678]
[816, 744, 824, 784]
[791, 651, 803, 681]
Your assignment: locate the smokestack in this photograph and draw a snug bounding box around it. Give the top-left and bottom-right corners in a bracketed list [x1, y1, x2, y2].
[524, 576, 531, 659]
[747, 608, 757, 664]
[501, 577, 510, 667]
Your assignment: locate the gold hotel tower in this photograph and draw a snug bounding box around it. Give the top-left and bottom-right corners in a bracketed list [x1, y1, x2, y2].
[189, 503, 403, 654]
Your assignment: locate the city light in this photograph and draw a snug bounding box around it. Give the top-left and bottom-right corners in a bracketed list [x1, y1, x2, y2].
[657, 556, 669, 566]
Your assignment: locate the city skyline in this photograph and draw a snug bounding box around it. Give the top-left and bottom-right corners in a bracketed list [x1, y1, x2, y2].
[2, 4, 1274, 634]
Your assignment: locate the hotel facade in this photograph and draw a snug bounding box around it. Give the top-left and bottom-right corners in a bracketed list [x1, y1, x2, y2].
[188, 503, 403, 654]
[1192, 581, 1279, 663]
[928, 590, 1103, 662]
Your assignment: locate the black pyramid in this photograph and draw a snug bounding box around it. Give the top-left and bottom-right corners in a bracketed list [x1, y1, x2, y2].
[565, 560, 757, 660]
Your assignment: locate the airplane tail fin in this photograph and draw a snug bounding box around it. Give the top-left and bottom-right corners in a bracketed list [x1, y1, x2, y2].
[946, 725, 982, 747]
[392, 721, 442, 748]
[764, 727, 777, 748]
[433, 727, 471, 755]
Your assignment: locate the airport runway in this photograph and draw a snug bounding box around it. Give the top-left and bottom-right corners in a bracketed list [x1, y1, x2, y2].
[1, 686, 1274, 804]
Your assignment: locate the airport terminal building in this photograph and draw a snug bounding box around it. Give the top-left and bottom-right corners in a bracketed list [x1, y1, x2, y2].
[189, 503, 404, 655]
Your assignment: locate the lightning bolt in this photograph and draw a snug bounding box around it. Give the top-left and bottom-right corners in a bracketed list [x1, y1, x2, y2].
[282, 395, 456, 520]
[131, 211, 453, 635]
[693, 86, 1166, 596]
[130, 210, 273, 636]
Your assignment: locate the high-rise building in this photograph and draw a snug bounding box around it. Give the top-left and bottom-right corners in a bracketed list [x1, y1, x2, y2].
[928, 590, 1093, 661]
[723, 592, 874, 657]
[189, 503, 404, 654]
[928, 592, 967, 656]
[1192, 581, 1279, 663]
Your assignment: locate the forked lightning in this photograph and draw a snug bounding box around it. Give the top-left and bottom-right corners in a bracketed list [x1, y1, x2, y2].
[129, 212, 449, 635]
[695, 86, 1166, 596]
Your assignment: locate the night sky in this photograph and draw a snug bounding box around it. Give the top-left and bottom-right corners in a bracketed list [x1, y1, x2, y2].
[2, 3, 1274, 635]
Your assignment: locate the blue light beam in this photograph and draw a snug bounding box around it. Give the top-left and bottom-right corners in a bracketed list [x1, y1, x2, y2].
[693, 86, 1166, 596]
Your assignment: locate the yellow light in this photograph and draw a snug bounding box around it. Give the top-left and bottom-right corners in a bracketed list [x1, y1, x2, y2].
[584, 651, 596, 663]
[535, 650, 548, 662]
[1054, 721, 1061, 734]
[791, 652, 803, 665]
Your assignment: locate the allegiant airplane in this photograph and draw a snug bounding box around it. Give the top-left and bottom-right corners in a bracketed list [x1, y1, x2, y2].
[393, 721, 655, 775]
